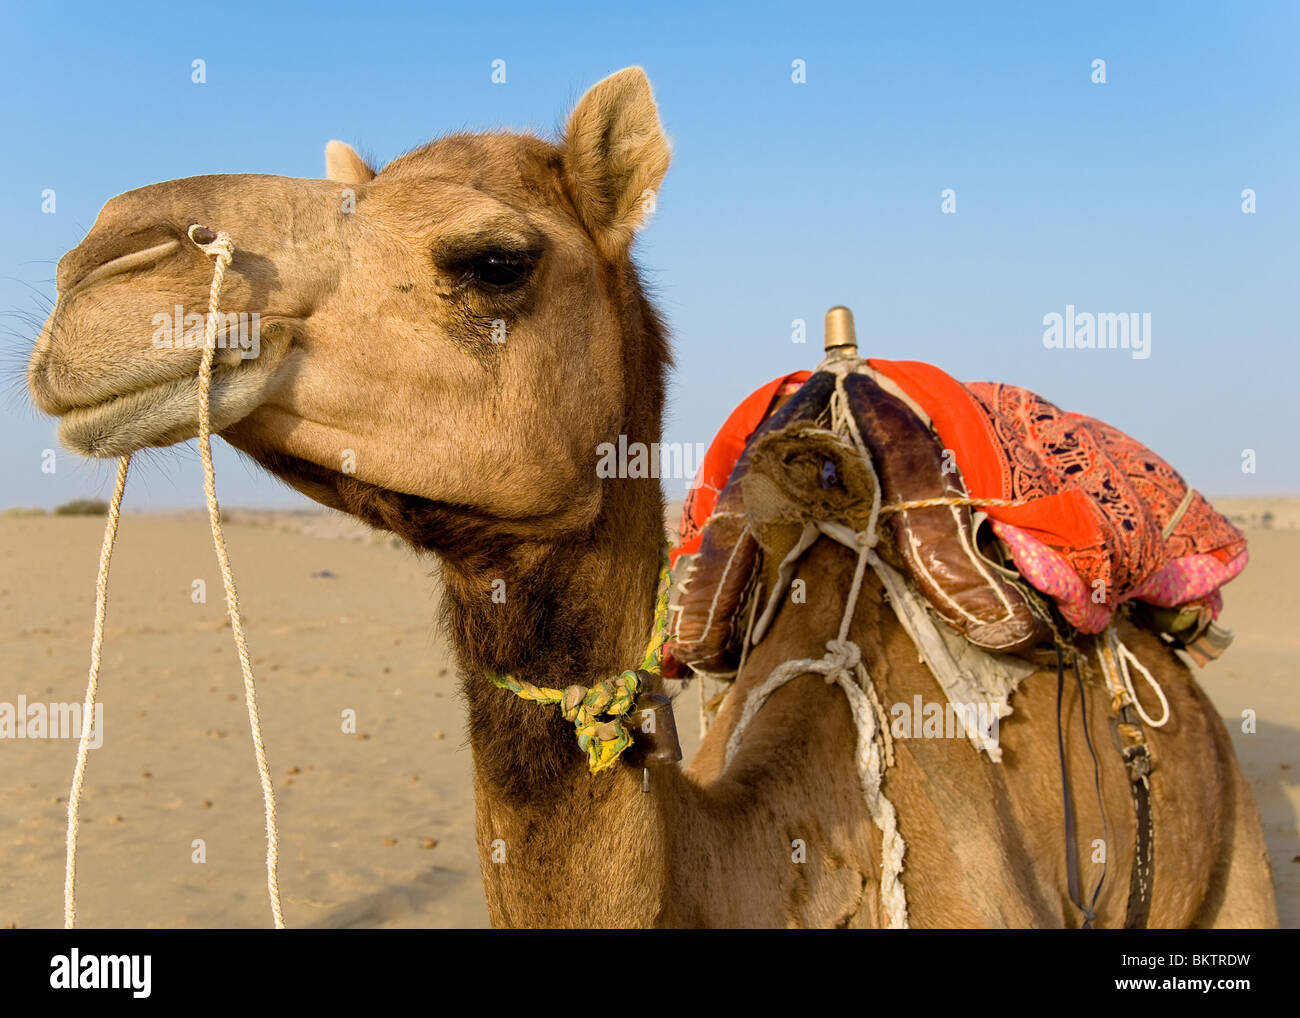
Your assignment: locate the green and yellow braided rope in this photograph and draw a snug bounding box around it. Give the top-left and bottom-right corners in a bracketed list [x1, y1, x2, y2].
[489, 543, 672, 773]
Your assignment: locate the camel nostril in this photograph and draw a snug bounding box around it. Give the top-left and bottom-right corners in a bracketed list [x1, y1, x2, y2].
[188, 225, 218, 245]
[61, 234, 184, 299]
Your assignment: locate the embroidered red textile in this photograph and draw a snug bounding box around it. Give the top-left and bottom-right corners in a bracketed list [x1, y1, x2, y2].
[676, 362, 1247, 633]
[869, 359, 1247, 630]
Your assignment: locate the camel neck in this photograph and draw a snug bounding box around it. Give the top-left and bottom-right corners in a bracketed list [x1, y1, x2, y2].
[444, 468, 666, 801]
[437, 277, 677, 926]
[446, 275, 669, 797]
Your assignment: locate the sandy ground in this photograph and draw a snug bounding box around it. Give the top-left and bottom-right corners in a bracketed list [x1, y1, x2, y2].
[0, 499, 1295, 928]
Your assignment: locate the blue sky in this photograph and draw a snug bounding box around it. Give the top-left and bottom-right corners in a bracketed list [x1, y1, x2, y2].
[1, 0, 1296, 508]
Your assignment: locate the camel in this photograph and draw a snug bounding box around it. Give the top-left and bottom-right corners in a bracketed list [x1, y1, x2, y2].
[26, 67, 1277, 927]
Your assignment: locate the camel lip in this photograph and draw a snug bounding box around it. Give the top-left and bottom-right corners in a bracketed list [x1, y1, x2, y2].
[57, 372, 225, 458]
[31, 310, 299, 417]
[62, 362, 238, 416]
[55, 334, 292, 458]
[50, 344, 252, 413]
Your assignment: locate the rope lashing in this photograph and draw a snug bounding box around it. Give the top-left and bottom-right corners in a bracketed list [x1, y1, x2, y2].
[490, 544, 672, 773]
[718, 364, 1043, 926]
[724, 515, 908, 928]
[724, 364, 910, 928]
[63, 225, 286, 929]
[878, 495, 1027, 514]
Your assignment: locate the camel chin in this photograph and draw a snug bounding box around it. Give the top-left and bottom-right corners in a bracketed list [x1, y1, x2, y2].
[55, 334, 291, 458]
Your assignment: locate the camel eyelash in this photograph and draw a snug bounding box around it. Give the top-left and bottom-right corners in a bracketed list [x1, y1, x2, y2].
[444, 249, 539, 295]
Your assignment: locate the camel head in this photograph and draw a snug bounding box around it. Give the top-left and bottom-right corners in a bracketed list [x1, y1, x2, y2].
[27, 68, 671, 550]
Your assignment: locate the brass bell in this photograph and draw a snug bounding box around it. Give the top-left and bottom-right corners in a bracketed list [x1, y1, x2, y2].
[626, 689, 682, 766]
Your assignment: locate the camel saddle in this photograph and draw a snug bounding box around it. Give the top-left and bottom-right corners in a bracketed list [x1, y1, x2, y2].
[666, 359, 1246, 677]
[667, 367, 1050, 675]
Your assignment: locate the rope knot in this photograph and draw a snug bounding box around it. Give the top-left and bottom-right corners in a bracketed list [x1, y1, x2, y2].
[570, 671, 642, 772]
[188, 224, 234, 264]
[824, 638, 860, 666]
[822, 638, 861, 682]
[490, 545, 672, 775]
[849, 523, 879, 550]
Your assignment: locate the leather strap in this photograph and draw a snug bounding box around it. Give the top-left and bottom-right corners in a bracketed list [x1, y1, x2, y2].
[1115, 705, 1154, 929]
[1057, 643, 1156, 930]
[1056, 646, 1106, 928]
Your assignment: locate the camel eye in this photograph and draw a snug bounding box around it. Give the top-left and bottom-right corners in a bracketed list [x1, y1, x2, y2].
[460, 249, 536, 291]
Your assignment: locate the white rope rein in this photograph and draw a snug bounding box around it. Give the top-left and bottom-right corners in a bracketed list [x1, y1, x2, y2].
[1116, 638, 1169, 728]
[723, 364, 909, 928]
[63, 226, 285, 929]
[62, 456, 129, 929]
[1100, 627, 1171, 729]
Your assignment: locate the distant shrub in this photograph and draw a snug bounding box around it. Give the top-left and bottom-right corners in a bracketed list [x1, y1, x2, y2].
[2, 506, 46, 518]
[54, 499, 109, 516]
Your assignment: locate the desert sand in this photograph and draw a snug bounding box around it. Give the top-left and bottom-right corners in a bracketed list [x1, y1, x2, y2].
[0, 499, 1295, 928]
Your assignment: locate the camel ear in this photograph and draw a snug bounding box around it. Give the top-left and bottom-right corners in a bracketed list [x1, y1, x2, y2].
[563, 67, 670, 258]
[325, 140, 375, 186]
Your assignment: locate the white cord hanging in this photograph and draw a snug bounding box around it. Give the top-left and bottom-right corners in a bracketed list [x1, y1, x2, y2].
[63, 226, 285, 929]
